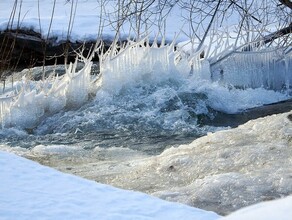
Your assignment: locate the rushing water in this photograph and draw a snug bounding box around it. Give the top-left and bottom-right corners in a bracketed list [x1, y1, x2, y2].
[0, 68, 290, 155]
[0, 44, 291, 215]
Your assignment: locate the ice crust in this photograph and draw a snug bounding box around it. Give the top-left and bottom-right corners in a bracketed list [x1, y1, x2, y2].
[1, 141, 292, 219]
[127, 111, 292, 215]
[0, 57, 93, 129]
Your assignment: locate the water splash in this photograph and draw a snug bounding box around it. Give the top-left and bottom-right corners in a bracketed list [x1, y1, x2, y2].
[0, 38, 291, 134]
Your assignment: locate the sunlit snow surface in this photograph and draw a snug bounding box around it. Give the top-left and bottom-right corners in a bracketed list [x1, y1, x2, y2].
[1, 150, 292, 220]
[221, 195, 292, 220]
[0, 151, 220, 220]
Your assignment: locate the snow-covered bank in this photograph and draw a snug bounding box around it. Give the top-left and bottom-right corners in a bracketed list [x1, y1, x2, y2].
[0, 150, 220, 220]
[2, 151, 292, 220]
[0, 0, 186, 42]
[221, 195, 292, 220]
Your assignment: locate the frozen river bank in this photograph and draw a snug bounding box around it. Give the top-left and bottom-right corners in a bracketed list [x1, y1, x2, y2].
[2, 109, 291, 215]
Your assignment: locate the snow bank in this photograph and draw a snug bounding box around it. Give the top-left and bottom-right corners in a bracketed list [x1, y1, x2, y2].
[0, 151, 220, 220]
[2, 150, 292, 220]
[221, 195, 292, 220]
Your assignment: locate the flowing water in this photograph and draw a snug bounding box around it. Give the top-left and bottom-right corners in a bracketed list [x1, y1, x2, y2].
[1, 64, 290, 154]
[0, 43, 291, 215]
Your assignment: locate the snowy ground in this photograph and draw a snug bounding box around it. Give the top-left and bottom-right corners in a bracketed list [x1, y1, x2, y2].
[0, 150, 220, 220]
[222, 195, 292, 220]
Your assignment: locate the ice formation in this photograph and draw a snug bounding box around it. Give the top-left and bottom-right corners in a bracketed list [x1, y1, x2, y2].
[0, 37, 291, 131]
[0, 51, 95, 129]
[37, 111, 292, 215]
[100, 38, 193, 93]
[211, 48, 292, 90]
[0, 38, 207, 130]
[0, 36, 291, 216]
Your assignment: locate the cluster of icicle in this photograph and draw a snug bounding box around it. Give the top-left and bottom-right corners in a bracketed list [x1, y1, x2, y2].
[0, 38, 206, 130]
[0, 35, 291, 130]
[99, 37, 207, 93]
[0, 42, 101, 129]
[206, 31, 292, 90]
[211, 47, 292, 90]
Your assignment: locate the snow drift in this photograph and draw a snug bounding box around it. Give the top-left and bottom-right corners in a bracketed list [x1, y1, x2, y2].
[0, 150, 220, 220]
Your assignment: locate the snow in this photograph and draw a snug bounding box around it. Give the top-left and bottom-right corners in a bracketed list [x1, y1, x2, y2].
[0, 0, 188, 42]
[0, 150, 220, 220]
[221, 195, 292, 220]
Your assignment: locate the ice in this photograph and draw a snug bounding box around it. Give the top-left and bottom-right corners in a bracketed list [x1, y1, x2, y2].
[0, 39, 208, 136]
[64, 58, 92, 108]
[211, 48, 292, 90]
[0, 52, 94, 129]
[32, 144, 81, 156]
[1, 1, 291, 130]
[194, 83, 290, 114]
[100, 40, 181, 94]
[2, 110, 291, 216]
[1, 38, 290, 133]
[0, 1, 291, 218]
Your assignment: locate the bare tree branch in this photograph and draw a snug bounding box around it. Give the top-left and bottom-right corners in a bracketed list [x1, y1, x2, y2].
[279, 0, 292, 10]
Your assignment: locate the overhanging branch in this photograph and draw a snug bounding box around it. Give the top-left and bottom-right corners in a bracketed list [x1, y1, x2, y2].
[279, 0, 292, 10]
